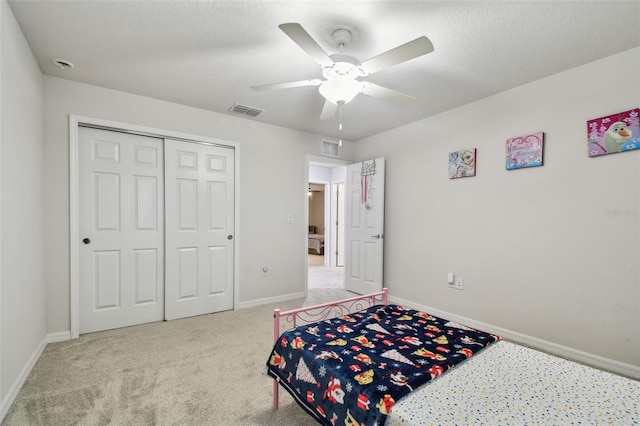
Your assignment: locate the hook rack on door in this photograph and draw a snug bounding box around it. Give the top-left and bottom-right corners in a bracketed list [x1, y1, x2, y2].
[361, 159, 376, 177]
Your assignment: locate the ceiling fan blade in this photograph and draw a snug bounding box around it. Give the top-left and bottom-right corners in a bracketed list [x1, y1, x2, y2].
[279, 23, 334, 67]
[251, 79, 322, 91]
[360, 36, 434, 75]
[361, 82, 415, 104]
[320, 100, 338, 120]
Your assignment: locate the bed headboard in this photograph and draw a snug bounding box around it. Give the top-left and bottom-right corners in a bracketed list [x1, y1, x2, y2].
[273, 288, 388, 336]
[308, 225, 316, 234]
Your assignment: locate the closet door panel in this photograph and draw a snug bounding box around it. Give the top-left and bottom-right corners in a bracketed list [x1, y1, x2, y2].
[79, 127, 164, 334]
[164, 139, 234, 320]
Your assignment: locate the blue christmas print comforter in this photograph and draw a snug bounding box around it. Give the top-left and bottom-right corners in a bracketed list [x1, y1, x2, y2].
[266, 304, 500, 426]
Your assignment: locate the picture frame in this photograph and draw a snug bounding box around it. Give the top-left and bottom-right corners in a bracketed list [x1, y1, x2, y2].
[587, 108, 640, 157]
[449, 148, 476, 179]
[506, 132, 544, 170]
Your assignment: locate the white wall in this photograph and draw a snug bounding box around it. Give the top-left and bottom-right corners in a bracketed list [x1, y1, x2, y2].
[309, 163, 332, 183]
[0, 0, 46, 414]
[43, 76, 355, 333]
[354, 47, 640, 367]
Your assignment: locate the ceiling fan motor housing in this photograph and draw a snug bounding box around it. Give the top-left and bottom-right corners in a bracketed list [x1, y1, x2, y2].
[331, 28, 352, 48]
[323, 55, 365, 80]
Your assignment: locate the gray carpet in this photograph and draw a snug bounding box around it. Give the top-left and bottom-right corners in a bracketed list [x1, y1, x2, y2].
[305, 254, 354, 314]
[2, 295, 345, 426]
[307, 254, 344, 290]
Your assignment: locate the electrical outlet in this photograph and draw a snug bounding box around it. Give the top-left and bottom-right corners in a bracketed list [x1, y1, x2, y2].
[455, 276, 464, 290]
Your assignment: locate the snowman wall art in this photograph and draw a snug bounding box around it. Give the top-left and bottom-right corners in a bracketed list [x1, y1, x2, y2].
[587, 108, 640, 157]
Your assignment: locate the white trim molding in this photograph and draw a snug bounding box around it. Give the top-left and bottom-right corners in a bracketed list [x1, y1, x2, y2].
[0, 331, 70, 422]
[235, 292, 305, 310]
[0, 339, 47, 422]
[47, 331, 71, 343]
[389, 294, 640, 379]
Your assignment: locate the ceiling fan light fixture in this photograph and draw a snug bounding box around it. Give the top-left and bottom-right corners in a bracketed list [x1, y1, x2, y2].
[319, 79, 362, 105]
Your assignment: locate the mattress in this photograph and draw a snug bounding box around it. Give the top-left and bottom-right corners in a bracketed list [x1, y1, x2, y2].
[386, 340, 640, 425]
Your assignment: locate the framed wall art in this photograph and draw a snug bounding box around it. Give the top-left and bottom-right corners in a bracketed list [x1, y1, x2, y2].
[587, 108, 640, 157]
[506, 132, 544, 170]
[449, 148, 476, 179]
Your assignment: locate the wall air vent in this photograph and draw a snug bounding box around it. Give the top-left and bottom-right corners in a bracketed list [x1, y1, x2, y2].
[229, 103, 264, 117]
[321, 139, 340, 158]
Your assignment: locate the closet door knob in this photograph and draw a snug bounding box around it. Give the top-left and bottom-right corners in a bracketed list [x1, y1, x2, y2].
[82, 238, 91, 245]
[227, 235, 233, 240]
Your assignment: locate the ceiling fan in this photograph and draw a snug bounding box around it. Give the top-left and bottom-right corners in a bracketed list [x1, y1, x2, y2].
[251, 23, 434, 120]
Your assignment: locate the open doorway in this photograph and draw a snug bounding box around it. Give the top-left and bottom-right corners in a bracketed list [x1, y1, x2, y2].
[308, 161, 346, 292]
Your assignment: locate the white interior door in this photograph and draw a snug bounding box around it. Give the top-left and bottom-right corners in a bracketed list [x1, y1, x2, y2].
[164, 139, 234, 320]
[79, 127, 164, 334]
[336, 182, 345, 267]
[345, 158, 385, 294]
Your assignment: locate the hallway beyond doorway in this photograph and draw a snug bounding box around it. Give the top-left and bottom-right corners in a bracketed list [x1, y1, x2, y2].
[308, 254, 343, 289]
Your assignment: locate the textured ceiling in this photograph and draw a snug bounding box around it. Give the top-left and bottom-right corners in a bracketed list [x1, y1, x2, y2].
[8, 0, 640, 141]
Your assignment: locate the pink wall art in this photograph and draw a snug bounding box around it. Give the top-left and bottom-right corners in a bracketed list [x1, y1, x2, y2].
[587, 108, 640, 157]
[506, 132, 544, 170]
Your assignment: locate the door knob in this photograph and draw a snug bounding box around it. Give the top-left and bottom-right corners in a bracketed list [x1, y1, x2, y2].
[82, 238, 91, 245]
[227, 235, 233, 240]
[371, 234, 381, 239]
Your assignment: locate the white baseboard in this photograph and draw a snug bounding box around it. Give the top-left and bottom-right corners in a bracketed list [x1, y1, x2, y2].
[0, 331, 71, 422]
[236, 291, 305, 310]
[0, 338, 47, 423]
[47, 331, 71, 343]
[389, 294, 640, 379]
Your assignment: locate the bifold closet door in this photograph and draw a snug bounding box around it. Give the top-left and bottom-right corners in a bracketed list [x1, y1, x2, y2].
[78, 127, 165, 334]
[164, 139, 235, 320]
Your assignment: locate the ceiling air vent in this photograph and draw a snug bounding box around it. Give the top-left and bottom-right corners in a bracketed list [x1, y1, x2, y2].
[321, 139, 340, 158]
[229, 103, 264, 117]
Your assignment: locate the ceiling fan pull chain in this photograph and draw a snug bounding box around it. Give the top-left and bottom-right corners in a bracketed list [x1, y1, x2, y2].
[338, 102, 343, 146]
